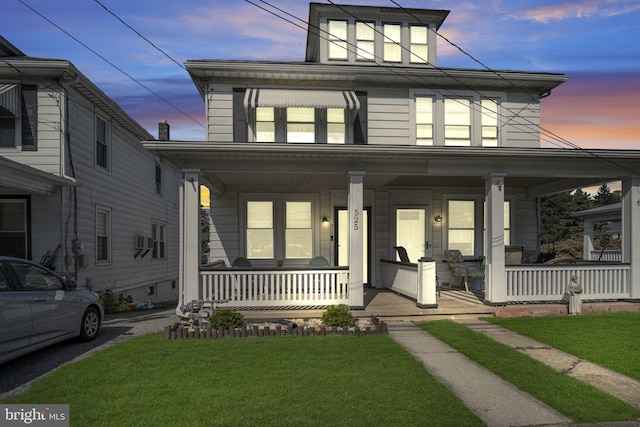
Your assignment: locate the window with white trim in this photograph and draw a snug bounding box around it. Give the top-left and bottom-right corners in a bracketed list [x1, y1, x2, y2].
[285, 201, 312, 259]
[328, 20, 348, 60]
[447, 200, 476, 256]
[256, 107, 275, 143]
[327, 108, 346, 144]
[383, 23, 402, 62]
[481, 99, 499, 147]
[246, 201, 274, 259]
[356, 22, 375, 61]
[410, 25, 428, 63]
[251, 107, 353, 144]
[96, 116, 109, 169]
[96, 207, 111, 263]
[155, 161, 162, 195]
[152, 221, 166, 259]
[287, 108, 315, 143]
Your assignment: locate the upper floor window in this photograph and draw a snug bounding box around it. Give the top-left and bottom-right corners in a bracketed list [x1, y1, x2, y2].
[0, 84, 37, 151]
[412, 92, 504, 147]
[383, 24, 402, 62]
[410, 26, 428, 63]
[356, 22, 375, 61]
[155, 161, 163, 195]
[256, 107, 275, 143]
[287, 108, 315, 143]
[96, 116, 109, 169]
[328, 20, 348, 60]
[444, 98, 471, 146]
[327, 108, 346, 144]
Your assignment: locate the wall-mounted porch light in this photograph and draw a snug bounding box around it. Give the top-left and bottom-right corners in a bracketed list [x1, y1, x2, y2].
[434, 214, 442, 223]
[321, 216, 329, 223]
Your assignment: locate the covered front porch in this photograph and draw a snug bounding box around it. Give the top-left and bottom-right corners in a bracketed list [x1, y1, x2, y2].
[141, 142, 640, 314]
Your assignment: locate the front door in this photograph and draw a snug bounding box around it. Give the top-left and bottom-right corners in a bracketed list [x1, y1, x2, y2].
[335, 207, 369, 285]
[395, 207, 430, 263]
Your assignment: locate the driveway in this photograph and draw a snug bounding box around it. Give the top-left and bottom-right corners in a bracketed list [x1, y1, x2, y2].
[0, 307, 178, 397]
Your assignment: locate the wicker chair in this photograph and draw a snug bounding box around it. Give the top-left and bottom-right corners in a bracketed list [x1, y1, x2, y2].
[443, 249, 484, 292]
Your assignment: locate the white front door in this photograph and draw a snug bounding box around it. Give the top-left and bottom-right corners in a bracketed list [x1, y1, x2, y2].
[395, 208, 429, 263]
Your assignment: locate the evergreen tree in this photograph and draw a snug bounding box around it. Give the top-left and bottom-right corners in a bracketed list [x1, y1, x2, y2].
[594, 183, 618, 205]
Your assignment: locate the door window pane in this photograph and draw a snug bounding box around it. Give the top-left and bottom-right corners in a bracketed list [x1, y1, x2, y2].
[396, 209, 425, 263]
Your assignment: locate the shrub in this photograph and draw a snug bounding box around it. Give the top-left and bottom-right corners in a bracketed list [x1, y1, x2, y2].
[321, 304, 355, 327]
[209, 309, 244, 329]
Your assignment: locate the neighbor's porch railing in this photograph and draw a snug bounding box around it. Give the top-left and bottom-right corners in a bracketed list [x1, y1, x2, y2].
[505, 263, 630, 302]
[588, 250, 622, 262]
[200, 268, 349, 308]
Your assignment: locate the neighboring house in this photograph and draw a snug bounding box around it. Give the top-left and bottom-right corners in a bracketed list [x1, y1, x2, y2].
[0, 36, 180, 302]
[143, 3, 640, 312]
[572, 203, 622, 262]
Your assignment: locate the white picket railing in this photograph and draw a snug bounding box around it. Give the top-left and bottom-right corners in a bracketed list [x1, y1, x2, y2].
[200, 268, 350, 308]
[589, 250, 622, 262]
[505, 263, 630, 302]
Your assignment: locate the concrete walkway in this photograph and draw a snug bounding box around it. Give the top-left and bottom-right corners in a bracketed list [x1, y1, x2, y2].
[387, 321, 572, 427]
[459, 319, 640, 411]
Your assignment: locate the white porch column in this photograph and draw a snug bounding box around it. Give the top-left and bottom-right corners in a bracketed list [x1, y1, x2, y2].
[348, 171, 365, 309]
[177, 169, 201, 314]
[484, 175, 506, 304]
[582, 219, 595, 260]
[621, 177, 640, 300]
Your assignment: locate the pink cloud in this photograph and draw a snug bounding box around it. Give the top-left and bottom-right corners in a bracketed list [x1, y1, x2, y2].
[514, 0, 640, 23]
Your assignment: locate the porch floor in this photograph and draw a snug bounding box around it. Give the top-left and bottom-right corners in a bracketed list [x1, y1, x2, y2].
[236, 288, 640, 321]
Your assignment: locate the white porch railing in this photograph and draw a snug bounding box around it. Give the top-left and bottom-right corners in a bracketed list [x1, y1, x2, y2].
[200, 268, 349, 308]
[379, 259, 437, 308]
[506, 263, 630, 302]
[589, 250, 622, 262]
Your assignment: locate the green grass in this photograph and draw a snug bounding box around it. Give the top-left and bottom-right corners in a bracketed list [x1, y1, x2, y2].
[1, 334, 483, 427]
[419, 320, 640, 424]
[485, 312, 640, 381]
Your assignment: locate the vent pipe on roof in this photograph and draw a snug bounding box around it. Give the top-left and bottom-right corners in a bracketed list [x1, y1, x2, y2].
[158, 120, 170, 141]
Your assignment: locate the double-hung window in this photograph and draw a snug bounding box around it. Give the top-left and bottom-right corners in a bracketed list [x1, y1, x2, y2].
[383, 24, 402, 62]
[285, 201, 312, 259]
[481, 99, 499, 147]
[328, 20, 348, 60]
[287, 108, 315, 143]
[246, 201, 274, 259]
[152, 221, 166, 259]
[96, 116, 109, 169]
[155, 161, 162, 195]
[447, 200, 476, 256]
[356, 22, 375, 61]
[96, 207, 111, 263]
[0, 198, 28, 258]
[444, 98, 471, 146]
[415, 96, 434, 145]
[410, 25, 428, 63]
[327, 108, 346, 144]
[0, 107, 16, 148]
[255, 107, 275, 143]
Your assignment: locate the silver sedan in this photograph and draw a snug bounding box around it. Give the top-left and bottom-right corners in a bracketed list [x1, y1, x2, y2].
[0, 257, 103, 364]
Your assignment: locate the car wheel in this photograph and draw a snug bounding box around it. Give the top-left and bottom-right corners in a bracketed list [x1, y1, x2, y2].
[79, 307, 100, 341]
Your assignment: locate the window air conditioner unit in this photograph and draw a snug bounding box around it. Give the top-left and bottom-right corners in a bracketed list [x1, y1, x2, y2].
[145, 237, 155, 250]
[135, 235, 146, 250]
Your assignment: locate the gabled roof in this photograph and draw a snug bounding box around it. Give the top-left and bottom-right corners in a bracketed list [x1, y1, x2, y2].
[0, 36, 25, 57]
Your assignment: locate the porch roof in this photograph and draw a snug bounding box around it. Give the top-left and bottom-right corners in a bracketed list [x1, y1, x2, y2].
[142, 142, 640, 198]
[0, 156, 76, 195]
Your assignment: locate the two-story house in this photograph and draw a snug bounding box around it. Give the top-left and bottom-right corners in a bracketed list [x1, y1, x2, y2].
[0, 36, 180, 303]
[143, 3, 640, 313]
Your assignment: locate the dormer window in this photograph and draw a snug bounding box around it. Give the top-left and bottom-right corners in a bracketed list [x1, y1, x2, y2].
[356, 22, 375, 61]
[410, 25, 428, 63]
[383, 24, 402, 62]
[328, 20, 348, 60]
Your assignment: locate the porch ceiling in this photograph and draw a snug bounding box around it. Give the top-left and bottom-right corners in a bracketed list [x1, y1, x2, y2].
[144, 142, 640, 197]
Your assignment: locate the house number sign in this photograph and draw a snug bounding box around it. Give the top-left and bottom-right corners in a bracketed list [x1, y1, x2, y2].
[353, 209, 360, 231]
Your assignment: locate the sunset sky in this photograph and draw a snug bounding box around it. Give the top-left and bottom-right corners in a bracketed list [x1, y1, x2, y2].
[4, 0, 639, 150]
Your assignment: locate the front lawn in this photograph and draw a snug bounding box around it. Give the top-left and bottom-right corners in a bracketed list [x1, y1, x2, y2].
[420, 320, 640, 424]
[1, 334, 483, 427]
[486, 312, 640, 381]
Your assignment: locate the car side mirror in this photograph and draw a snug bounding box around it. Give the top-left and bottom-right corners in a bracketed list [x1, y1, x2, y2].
[64, 279, 77, 290]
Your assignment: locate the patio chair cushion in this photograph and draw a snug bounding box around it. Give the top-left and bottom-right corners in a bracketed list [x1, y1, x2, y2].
[232, 257, 252, 268]
[308, 256, 329, 267]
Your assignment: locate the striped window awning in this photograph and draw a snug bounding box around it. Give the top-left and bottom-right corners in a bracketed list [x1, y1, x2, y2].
[0, 84, 20, 116]
[244, 88, 360, 110]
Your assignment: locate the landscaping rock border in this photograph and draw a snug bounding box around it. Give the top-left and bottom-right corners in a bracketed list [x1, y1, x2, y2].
[164, 316, 388, 340]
